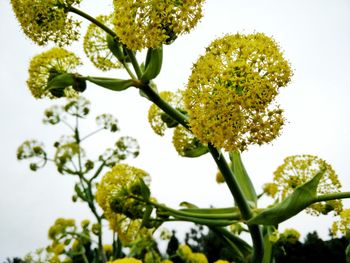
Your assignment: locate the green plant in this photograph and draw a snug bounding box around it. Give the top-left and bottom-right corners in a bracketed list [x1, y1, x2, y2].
[11, 1, 350, 262]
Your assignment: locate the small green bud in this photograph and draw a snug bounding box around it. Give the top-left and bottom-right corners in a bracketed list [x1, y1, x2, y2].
[84, 160, 94, 171]
[72, 195, 78, 202]
[29, 163, 38, 171]
[91, 223, 101, 235]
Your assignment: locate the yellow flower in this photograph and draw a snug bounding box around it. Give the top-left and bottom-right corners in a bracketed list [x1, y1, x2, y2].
[332, 209, 350, 237]
[11, 0, 81, 46]
[279, 228, 301, 244]
[96, 164, 150, 245]
[109, 258, 142, 263]
[188, 253, 208, 263]
[103, 244, 113, 253]
[84, 14, 123, 71]
[80, 219, 90, 228]
[112, 0, 205, 50]
[51, 242, 65, 255]
[215, 170, 225, 183]
[184, 33, 292, 151]
[148, 91, 182, 136]
[262, 182, 279, 198]
[214, 260, 230, 263]
[273, 155, 342, 215]
[27, 47, 82, 99]
[172, 125, 205, 157]
[177, 244, 192, 258]
[48, 218, 76, 240]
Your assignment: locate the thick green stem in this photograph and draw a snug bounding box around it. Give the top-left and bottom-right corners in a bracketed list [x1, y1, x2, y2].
[137, 196, 241, 221]
[208, 145, 252, 219]
[138, 83, 189, 128]
[208, 145, 264, 262]
[315, 192, 350, 202]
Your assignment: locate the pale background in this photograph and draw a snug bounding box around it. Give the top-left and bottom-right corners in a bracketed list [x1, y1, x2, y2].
[1, 0, 350, 260]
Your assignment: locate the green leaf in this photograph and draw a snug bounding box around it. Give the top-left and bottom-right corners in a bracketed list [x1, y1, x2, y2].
[86, 76, 135, 91]
[346, 243, 350, 263]
[230, 151, 257, 205]
[248, 170, 325, 225]
[139, 178, 151, 201]
[182, 145, 209, 158]
[212, 226, 252, 259]
[141, 46, 163, 81]
[46, 73, 75, 91]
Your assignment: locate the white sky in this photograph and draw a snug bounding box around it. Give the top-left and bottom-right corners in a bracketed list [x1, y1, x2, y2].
[1, 0, 350, 260]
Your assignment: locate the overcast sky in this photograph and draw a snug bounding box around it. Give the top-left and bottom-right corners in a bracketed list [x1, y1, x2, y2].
[1, 0, 350, 260]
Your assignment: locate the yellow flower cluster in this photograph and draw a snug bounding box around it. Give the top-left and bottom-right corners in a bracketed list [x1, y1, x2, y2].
[96, 164, 150, 244]
[172, 125, 201, 157]
[27, 47, 81, 99]
[332, 209, 350, 237]
[112, 0, 205, 50]
[184, 33, 292, 151]
[84, 14, 123, 71]
[48, 218, 76, 240]
[262, 182, 279, 198]
[279, 228, 301, 244]
[177, 244, 208, 263]
[148, 91, 182, 136]
[11, 0, 81, 46]
[109, 258, 142, 263]
[273, 155, 342, 215]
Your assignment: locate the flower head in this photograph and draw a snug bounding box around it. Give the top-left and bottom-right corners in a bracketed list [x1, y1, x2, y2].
[84, 14, 123, 71]
[172, 125, 207, 157]
[96, 164, 150, 244]
[279, 228, 301, 244]
[27, 47, 82, 99]
[273, 155, 342, 215]
[148, 91, 183, 136]
[332, 209, 350, 237]
[184, 33, 292, 151]
[112, 0, 205, 50]
[11, 0, 81, 46]
[262, 182, 279, 198]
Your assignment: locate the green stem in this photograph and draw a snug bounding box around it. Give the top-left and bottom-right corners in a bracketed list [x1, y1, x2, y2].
[315, 192, 350, 202]
[126, 50, 143, 79]
[80, 127, 105, 142]
[179, 206, 239, 214]
[207, 144, 264, 263]
[138, 83, 189, 128]
[89, 160, 106, 183]
[122, 62, 137, 80]
[211, 227, 252, 255]
[69, 6, 117, 38]
[208, 145, 252, 219]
